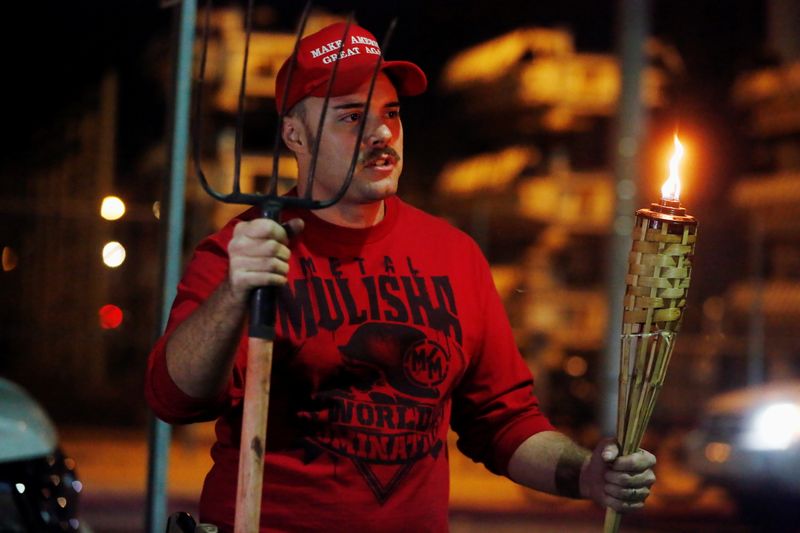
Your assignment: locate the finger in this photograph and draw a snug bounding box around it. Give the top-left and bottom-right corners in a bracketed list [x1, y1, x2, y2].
[229, 235, 292, 261]
[238, 240, 291, 262]
[604, 497, 646, 514]
[229, 254, 291, 295]
[231, 270, 290, 288]
[230, 256, 290, 276]
[605, 469, 656, 488]
[605, 484, 651, 503]
[234, 218, 292, 244]
[611, 449, 657, 472]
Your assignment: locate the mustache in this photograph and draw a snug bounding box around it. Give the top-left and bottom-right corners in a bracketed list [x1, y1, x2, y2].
[359, 146, 401, 165]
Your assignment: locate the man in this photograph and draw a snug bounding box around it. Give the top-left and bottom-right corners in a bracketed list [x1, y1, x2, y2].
[146, 21, 656, 532]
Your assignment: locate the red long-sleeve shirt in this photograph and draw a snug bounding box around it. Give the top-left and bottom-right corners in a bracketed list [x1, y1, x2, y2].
[145, 194, 553, 532]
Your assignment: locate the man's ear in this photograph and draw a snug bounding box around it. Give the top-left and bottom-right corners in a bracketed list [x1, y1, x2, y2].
[282, 117, 309, 154]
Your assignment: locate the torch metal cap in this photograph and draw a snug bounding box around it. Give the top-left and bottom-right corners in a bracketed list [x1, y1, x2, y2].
[637, 201, 697, 225]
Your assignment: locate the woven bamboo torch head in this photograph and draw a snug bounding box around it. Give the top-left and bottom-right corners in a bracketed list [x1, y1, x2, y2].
[624, 199, 698, 335]
[624, 133, 698, 335]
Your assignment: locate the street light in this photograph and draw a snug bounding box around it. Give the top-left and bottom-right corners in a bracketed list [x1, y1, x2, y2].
[100, 196, 126, 221]
[102, 241, 126, 268]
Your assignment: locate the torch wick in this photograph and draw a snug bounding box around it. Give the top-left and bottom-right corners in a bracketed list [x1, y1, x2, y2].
[660, 198, 682, 209]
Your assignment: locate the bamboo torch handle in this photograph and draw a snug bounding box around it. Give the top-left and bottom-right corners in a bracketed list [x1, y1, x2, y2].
[234, 336, 274, 533]
[604, 508, 622, 533]
[604, 387, 626, 533]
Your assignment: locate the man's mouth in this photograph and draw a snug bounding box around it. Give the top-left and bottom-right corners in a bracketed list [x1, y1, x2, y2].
[362, 148, 400, 169]
[365, 154, 397, 169]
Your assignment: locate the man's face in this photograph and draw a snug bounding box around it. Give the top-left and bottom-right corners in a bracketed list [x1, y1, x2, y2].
[288, 72, 404, 207]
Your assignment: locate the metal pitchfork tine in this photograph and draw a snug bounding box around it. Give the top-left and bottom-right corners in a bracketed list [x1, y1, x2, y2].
[192, 2, 397, 531]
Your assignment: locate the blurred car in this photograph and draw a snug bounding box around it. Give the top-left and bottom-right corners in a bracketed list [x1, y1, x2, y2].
[0, 377, 86, 532]
[685, 380, 800, 522]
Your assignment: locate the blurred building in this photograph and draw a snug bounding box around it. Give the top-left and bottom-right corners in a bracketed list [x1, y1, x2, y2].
[0, 72, 161, 423]
[436, 28, 674, 427]
[672, 0, 800, 397]
[710, 58, 800, 387]
[440, 28, 668, 134]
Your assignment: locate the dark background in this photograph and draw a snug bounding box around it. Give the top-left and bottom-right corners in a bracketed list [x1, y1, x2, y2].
[0, 0, 771, 424]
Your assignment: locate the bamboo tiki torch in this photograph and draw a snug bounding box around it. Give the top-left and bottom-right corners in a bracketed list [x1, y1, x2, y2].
[604, 135, 698, 533]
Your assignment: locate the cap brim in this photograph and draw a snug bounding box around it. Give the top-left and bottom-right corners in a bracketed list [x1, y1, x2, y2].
[381, 60, 428, 97]
[306, 60, 428, 102]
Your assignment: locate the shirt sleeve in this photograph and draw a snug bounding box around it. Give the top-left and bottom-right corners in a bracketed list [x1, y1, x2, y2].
[450, 243, 554, 477]
[144, 227, 242, 425]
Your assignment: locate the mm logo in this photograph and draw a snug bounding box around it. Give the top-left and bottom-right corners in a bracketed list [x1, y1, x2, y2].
[403, 339, 449, 388]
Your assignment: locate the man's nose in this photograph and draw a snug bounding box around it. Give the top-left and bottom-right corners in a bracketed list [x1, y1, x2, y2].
[366, 122, 392, 147]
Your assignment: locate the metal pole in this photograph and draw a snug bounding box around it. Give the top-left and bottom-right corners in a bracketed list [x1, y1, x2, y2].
[146, 0, 196, 531]
[746, 215, 765, 385]
[600, 0, 650, 436]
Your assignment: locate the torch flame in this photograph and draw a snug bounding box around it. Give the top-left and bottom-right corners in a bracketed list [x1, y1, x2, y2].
[661, 134, 683, 202]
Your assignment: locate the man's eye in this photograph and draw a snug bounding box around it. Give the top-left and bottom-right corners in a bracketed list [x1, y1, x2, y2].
[387, 109, 400, 119]
[342, 113, 362, 123]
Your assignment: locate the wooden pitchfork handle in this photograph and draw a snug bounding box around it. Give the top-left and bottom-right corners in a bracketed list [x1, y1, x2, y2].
[234, 207, 281, 533]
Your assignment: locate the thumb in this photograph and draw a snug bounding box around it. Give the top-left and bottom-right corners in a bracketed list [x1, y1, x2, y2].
[597, 438, 619, 463]
[283, 218, 305, 238]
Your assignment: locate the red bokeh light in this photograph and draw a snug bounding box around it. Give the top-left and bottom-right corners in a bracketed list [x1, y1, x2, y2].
[99, 304, 123, 329]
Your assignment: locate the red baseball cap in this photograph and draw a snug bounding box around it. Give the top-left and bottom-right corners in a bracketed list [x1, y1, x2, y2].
[275, 22, 427, 113]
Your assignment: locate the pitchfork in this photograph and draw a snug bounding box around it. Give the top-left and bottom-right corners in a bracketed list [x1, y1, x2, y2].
[192, 1, 396, 531]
